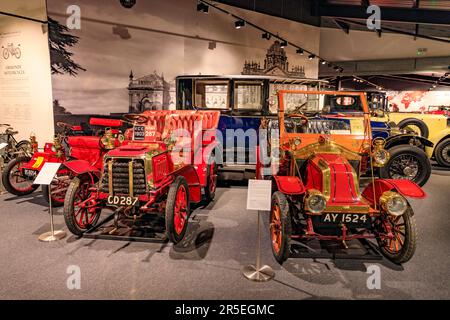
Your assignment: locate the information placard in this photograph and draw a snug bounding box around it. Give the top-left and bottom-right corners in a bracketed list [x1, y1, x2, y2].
[33, 162, 61, 185]
[246, 179, 272, 211]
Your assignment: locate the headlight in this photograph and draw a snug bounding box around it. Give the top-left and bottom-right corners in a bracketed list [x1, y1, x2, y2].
[380, 191, 408, 216]
[372, 149, 390, 167]
[305, 190, 327, 214]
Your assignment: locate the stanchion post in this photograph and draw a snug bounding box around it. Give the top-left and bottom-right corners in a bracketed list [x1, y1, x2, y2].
[36, 162, 66, 242]
[242, 179, 274, 282]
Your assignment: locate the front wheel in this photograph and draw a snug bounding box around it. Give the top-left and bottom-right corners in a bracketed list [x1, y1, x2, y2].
[270, 191, 291, 264]
[377, 207, 417, 264]
[165, 176, 190, 244]
[434, 138, 450, 167]
[380, 145, 431, 187]
[63, 177, 100, 236]
[1, 156, 38, 196]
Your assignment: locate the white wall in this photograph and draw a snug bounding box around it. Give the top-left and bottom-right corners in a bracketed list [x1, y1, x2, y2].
[0, 0, 54, 143]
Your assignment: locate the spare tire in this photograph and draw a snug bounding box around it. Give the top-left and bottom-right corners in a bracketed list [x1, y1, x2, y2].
[397, 118, 429, 138]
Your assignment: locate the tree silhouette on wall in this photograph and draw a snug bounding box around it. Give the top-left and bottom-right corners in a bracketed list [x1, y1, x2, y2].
[48, 17, 86, 76]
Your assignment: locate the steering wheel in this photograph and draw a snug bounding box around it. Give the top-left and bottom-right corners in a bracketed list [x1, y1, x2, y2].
[56, 121, 73, 130]
[286, 113, 309, 125]
[123, 113, 149, 124]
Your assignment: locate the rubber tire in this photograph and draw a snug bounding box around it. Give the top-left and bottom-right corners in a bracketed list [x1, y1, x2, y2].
[1, 156, 39, 196]
[380, 145, 431, 187]
[378, 207, 417, 264]
[165, 176, 190, 244]
[42, 184, 65, 207]
[434, 137, 450, 167]
[63, 177, 100, 236]
[15, 140, 31, 153]
[397, 118, 429, 138]
[270, 191, 292, 264]
[204, 156, 217, 202]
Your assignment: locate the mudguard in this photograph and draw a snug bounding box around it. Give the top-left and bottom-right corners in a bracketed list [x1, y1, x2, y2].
[273, 176, 305, 195]
[362, 178, 426, 206]
[385, 134, 434, 149]
[63, 160, 100, 176]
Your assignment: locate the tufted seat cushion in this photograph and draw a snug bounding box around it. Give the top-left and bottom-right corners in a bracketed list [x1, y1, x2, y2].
[67, 136, 101, 164]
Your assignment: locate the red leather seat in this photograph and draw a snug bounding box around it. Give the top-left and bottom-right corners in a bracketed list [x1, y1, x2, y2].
[67, 136, 101, 164]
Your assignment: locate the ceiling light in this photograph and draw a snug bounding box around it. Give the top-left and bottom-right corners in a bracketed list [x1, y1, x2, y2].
[235, 20, 245, 29]
[320, 60, 327, 65]
[280, 40, 288, 48]
[308, 54, 315, 60]
[296, 48, 304, 55]
[262, 32, 271, 40]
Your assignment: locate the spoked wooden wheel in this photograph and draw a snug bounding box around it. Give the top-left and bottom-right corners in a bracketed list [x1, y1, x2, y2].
[63, 177, 101, 236]
[377, 206, 417, 264]
[166, 176, 190, 244]
[270, 191, 291, 264]
[1, 156, 38, 196]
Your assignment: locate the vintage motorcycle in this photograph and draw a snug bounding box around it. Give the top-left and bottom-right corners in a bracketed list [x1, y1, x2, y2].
[258, 90, 425, 265]
[0, 124, 32, 164]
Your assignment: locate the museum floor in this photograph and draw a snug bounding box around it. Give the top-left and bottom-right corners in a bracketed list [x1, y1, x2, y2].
[0, 166, 449, 300]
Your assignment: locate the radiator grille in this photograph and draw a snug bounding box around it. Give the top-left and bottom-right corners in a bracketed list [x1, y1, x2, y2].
[100, 158, 147, 195]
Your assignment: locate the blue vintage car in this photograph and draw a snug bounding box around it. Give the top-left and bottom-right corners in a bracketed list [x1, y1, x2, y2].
[176, 75, 326, 180]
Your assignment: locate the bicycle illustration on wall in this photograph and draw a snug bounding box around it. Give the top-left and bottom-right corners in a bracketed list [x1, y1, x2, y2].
[2, 43, 21, 60]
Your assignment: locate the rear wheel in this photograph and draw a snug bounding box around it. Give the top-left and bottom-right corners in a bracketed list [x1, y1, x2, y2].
[434, 138, 450, 167]
[204, 156, 217, 202]
[63, 177, 100, 236]
[377, 207, 417, 264]
[1, 156, 38, 196]
[270, 191, 291, 264]
[42, 173, 70, 207]
[380, 145, 431, 186]
[165, 176, 190, 244]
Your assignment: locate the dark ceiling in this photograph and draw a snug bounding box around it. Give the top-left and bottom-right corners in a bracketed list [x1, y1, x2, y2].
[217, 0, 450, 39]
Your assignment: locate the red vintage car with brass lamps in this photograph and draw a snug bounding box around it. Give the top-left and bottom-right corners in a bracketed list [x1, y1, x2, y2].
[63, 110, 220, 244]
[257, 90, 425, 264]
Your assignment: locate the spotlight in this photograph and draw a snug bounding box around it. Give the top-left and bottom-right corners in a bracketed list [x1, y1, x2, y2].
[262, 32, 271, 40]
[197, 2, 209, 13]
[296, 48, 304, 55]
[308, 54, 315, 60]
[280, 40, 288, 48]
[235, 20, 245, 29]
[208, 41, 216, 50]
[320, 60, 327, 65]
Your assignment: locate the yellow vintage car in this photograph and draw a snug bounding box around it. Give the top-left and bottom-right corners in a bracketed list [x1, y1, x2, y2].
[368, 93, 450, 167]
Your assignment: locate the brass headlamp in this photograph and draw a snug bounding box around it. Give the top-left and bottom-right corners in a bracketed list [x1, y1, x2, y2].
[371, 138, 390, 167]
[101, 128, 115, 150]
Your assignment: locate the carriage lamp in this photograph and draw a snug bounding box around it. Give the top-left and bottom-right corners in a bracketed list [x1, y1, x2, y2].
[101, 128, 115, 150]
[51, 134, 63, 157]
[305, 189, 327, 214]
[29, 133, 38, 152]
[372, 138, 390, 167]
[379, 191, 408, 216]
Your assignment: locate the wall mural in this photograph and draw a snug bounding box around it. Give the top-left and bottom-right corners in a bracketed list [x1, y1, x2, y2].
[387, 91, 450, 112]
[46, 0, 320, 125]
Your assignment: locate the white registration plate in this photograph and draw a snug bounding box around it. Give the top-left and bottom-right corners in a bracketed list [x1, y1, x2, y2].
[107, 195, 138, 206]
[321, 213, 369, 225]
[23, 169, 38, 178]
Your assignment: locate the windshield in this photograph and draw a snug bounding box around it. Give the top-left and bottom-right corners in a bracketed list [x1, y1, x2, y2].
[280, 93, 364, 115]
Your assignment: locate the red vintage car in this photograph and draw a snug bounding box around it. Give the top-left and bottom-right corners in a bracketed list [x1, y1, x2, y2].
[63, 110, 220, 243]
[1, 118, 123, 206]
[257, 90, 425, 264]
